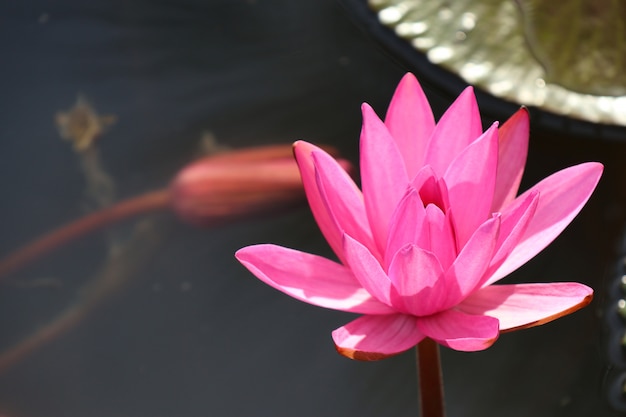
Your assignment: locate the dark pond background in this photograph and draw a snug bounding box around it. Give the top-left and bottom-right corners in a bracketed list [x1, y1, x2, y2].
[1, 1, 626, 416]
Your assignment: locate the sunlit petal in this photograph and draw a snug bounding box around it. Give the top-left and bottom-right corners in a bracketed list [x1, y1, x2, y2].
[343, 233, 393, 306]
[236, 245, 395, 314]
[294, 141, 349, 263]
[312, 150, 379, 260]
[384, 73, 435, 177]
[491, 108, 529, 212]
[444, 123, 499, 248]
[483, 191, 539, 284]
[361, 103, 410, 253]
[442, 215, 500, 307]
[425, 204, 457, 271]
[387, 244, 444, 315]
[489, 162, 603, 283]
[333, 314, 424, 360]
[417, 309, 499, 351]
[458, 283, 593, 331]
[384, 188, 429, 270]
[423, 87, 482, 175]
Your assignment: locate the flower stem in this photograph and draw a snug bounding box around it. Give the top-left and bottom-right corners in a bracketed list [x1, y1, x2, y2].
[416, 338, 446, 417]
[0, 189, 171, 279]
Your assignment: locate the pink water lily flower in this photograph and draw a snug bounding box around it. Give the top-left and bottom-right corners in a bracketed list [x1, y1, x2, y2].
[236, 74, 603, 360]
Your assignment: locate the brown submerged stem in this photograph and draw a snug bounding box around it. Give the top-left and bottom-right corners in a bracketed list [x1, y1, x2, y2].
[0, 216, 165, 374]
[0, 189, 171, 280]
[417, 338, 446, 417]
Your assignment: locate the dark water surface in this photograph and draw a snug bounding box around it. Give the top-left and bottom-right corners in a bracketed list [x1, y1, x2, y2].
[0, 1, 625, 416]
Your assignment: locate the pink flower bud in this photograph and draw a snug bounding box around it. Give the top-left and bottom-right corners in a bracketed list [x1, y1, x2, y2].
[170, 144, 351, 226]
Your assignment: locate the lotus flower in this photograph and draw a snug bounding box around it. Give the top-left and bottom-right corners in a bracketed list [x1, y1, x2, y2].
[235, 74, 603, 360]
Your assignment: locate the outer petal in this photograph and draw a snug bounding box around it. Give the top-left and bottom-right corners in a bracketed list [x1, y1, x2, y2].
[343, 233, 395, 306]
[417, 309, 500, 351]
[312, 150, 379, 260]
[384, 73, 435, 177]
[489, 162, 603, 282]
[333, 314, 424, 360]
[457, 283, 593, 332]
[443, 123, 499, 248]
[422, 87, 483, 175]
[235, 244, 395, 314]
[361, 103, 410, 253]
[491, 108, 529, 212]
[294, 141, 350, 264]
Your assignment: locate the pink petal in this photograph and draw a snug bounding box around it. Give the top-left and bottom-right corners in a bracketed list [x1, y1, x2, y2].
[293, 141, 350, 264]
[360, 103, 410, 253]
[442, 215, 500, 308]
[312, 150, 379, 260]
[457, 282, 593, 331]
[417, 309, 500, 351]
[387, 244, 445, 316]
[343, 233, 394, 306]
[491, 108, 530, 212]
[411, 165, 450, 209]
[425, 204, 456, 271]
[384, 188, 429, 270]
[235, 245, 395, 314]
[422, 87, 483, 175]
[332, 314, 424, 360]
[384, 73, 435, 177]
[443, 123, 499, 248]
[489, 162, 603, 282]
[483, 191, 539, 285]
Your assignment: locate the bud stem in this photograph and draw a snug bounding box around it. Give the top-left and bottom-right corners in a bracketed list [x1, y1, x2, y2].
[0, 189, 170, 279]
